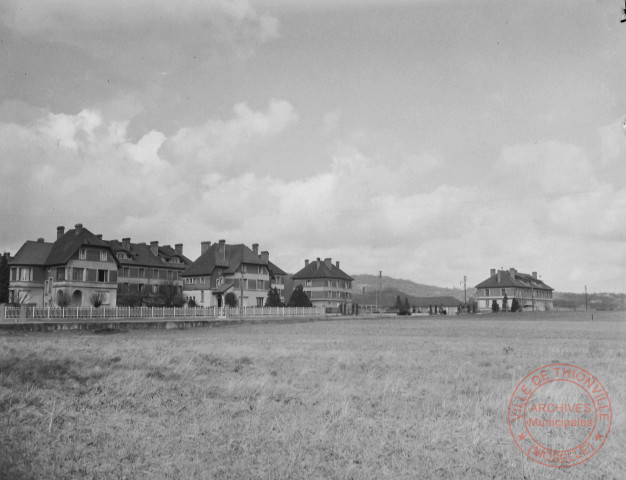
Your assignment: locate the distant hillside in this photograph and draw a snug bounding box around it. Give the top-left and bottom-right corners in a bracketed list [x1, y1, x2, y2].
[552, 291, 625, 311]
[349, 274, 624, 311]
[351, 274, 473, 307]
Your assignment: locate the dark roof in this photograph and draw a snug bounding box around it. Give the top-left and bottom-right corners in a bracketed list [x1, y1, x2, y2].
[106, 241, 191, 269]
[475, 269, 553, 291]
[268, 261, 287, 277]
[214, 283, 234, 294]
[291, 259, 353, 281]
[45, 226, 114, 266]
[411, 296, 464, 308]
[182, 242, 286, 278]
[9, 240, 53, 266]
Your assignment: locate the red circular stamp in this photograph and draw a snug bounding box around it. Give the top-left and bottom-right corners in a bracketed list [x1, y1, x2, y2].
[508, 363, 611, 468]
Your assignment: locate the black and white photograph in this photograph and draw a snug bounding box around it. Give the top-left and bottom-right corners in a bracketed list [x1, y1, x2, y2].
[0, 0, 624, 478]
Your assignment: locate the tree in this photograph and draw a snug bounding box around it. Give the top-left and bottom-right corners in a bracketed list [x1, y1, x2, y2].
[0, 254, 9, 303]
[287, 284, 312, 307]
[56, 289, 71, 308]
[90, 292, 105, 308]
[502, 293, 509, 312]
[158, 282, 185, 307]
[404, 297, 411, 315]
[491, 299, 500, 313]
[511, 298, 520, 312]
[395, 295, 403, 313]
[265, 287, 283, 307]
[225, 292, 238, 308]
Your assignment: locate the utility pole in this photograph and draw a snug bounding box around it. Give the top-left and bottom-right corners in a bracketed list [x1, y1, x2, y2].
[463, 275, 467, 305]
[240, 263, 245, 317]
[378, 271, 382, 312]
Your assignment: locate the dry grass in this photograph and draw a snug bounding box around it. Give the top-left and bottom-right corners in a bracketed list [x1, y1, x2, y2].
[1, 311, 624, 479]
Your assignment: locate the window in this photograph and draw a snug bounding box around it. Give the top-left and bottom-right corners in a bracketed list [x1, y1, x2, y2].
[79, 249, 86, 260]
[485, 289, 490, 297]
[152, 285, 158, 294]
[501, 288, 506, 296]
[138, 269, 145, 278]
[96, 291, 110, 304]
[256, 297, 264, 307]
[305, 280, 312, 287]
[72, 268, 84, 281]
[200, 277, 205, 284]
[100, 251, 108, 262]
[152, 269, 158, 279]
[19, 268, 32, 282]
[201, 290, 204, 302]
[138, 284, 144, 293]
[167, 270, 173, 280]
[97, 270, 108, 282]
[56, 268, 65, 281]
[117, 253, 125, 260]
[122, 267, 130, 277]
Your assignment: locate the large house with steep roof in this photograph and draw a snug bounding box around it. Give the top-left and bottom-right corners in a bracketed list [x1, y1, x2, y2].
[291, 257, 353, 312]
[9, 224, 119, 307]
[105, 237, 191, 306]
[475, 268, 554, 312]
[181, 240, 287, 307]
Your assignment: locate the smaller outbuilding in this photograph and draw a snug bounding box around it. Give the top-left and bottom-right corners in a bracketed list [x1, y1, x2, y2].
[411, 296, 464, 315]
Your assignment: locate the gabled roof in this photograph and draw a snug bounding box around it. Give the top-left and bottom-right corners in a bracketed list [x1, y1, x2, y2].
[475, 269, 553, 291]
[106, 241, 191, 269]
[9, 240, 53, 266]
[45, 226, 114, 266]
[268, 261, 287, 277]
[182, 242, 285, 278]
[291, 259, 353, 281]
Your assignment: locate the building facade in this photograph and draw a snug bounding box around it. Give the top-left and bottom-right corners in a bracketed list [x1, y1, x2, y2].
[291, 257, 353, 312]
[181, 240, 287, 307]
[106, 238, 190, 306]
[9, 224, 118, 307]
[475, 268, 554, 312]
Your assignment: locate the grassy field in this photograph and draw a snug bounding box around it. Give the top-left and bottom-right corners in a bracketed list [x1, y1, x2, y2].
[1, 311, 624, 479]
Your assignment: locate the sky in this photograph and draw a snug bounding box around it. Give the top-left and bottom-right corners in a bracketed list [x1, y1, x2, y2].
[0, 0, 625, 293]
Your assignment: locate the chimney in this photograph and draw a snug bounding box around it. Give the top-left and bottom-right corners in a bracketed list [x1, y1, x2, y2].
[122, 237, 131, 251]
[95, 234, 103, 240]
[305, 259, 309, 267]
[175, 243, 183, 256]
[336, 261, 340, 269]
[490, 268, 496, 277]
[201, 241, 211, 255]
[74, 223, 83, 235]
[509, 268, 515, 280]
[260, 250, 269, 263]
[252, 243, 259, 256]
[37, 238, 44, 243]
[532, 271, 538, 279]
[219, 239, 226, 259]
[150, 241, 159, 256]
[497, 270, 501, 283]
[316, 257, 321, 269]
[324, 258, 332, 268]
[57, 226, 65, 239]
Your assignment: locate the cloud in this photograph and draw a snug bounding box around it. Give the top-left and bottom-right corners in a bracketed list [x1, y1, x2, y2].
[1, 0, 279, 55]
[598, 116, 626, 164]
[0, 103, 623, 292]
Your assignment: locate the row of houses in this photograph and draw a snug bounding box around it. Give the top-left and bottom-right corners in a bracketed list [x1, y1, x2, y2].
[7, 224, 355, 311]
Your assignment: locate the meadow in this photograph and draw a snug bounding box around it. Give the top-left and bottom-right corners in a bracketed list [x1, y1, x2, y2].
[1, 311, 624, 479]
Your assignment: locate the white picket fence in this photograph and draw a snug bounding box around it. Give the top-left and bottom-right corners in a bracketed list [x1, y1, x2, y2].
[1, 305, 325, 321]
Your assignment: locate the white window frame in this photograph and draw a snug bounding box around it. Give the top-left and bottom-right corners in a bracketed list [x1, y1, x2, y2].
[100, 250, 108, 262]
[79, 249, 87, 260]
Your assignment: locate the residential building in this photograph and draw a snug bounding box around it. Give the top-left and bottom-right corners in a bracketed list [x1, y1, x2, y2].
[475, 268, 554, 312]
[181, 240, 287, 307]
[9, 224, 118, 307]
[291, 258, 353, 312]
[105, 238, 191, 306]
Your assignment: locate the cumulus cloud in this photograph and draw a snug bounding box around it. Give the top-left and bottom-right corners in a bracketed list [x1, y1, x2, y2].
[1, 102, 623, 292]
